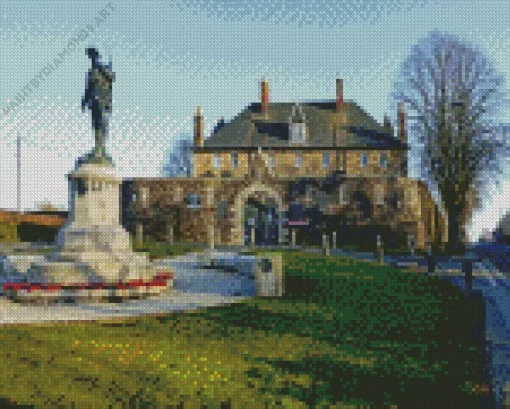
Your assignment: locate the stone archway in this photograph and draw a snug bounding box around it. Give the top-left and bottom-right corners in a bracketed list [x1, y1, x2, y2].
[232, 182, 285, 246]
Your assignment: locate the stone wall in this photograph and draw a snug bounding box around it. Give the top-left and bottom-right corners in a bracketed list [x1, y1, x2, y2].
[122, 170, 440, 250]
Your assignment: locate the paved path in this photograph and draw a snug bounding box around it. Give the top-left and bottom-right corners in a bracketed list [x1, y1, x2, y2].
[0, 290, 248, 324]
[442, 274, 510, 409]
[0, 252, 252, 324]
[153, 251, 256, 296]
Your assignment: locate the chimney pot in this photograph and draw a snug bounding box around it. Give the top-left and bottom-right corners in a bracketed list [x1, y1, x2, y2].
[336, 79, 344, 113]
[261, 79, 269, 114]
[398, 102, 406, 144]
[194, 106, 204, 147]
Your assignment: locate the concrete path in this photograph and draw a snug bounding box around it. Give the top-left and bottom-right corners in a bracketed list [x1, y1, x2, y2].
[153, 251, 256, 296]
[0, 252, 253, 324]
[0, 290, 248, 324]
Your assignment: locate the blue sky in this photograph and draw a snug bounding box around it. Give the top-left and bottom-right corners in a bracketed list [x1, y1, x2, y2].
[0, 0, 509, 239]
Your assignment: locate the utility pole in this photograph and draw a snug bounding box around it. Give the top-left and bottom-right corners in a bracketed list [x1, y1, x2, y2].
[17, 132, 22, 223]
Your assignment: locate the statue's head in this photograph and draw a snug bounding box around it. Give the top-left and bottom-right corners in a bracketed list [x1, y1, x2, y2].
[86, 48, 99, 61]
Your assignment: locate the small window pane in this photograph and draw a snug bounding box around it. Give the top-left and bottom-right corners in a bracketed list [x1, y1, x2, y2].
[322, 152, 330, 168]
[295, 153, 302, 168]
[213, 155, 221, 169]
[231, 153, 238, 169]
[268, 154, 275, 170]
[360, 153, 368, 168]
[380, 153, 388, 168]
[186, 194, 201, 208]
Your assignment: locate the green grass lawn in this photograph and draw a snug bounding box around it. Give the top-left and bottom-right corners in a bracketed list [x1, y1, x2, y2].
[133, 240, 207, 259]
[0, 252, 489, 408]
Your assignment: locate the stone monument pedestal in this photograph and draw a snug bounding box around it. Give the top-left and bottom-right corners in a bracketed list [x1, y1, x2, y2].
[24, 157, 163, 296]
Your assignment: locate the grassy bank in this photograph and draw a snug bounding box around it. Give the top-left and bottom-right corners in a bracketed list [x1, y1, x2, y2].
[0, 252, 489, 408]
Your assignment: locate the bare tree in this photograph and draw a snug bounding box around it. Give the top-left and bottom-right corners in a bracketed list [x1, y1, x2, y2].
[393, 31, 509, 253]
[162, 137, 194, 177]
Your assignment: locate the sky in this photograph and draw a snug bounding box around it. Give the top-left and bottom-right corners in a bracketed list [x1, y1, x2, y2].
[0, 0, 509, 240]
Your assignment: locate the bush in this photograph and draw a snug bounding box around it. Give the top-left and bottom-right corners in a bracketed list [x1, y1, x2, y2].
[0, 223, 18, 242]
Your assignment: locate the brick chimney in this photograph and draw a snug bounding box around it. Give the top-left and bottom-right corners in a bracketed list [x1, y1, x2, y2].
[336, 79, 344, 113]
[398, 102, 406, 144]
[261, 79, 269, 114]
[194, 106, 204, 147]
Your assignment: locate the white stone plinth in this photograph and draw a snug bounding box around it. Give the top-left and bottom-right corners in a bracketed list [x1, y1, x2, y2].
[26, 158, 155, 285]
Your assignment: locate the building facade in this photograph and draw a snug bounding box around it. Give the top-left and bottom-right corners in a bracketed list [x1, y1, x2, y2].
[122, 79, 446, 250]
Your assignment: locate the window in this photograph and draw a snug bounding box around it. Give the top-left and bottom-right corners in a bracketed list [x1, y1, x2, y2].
[268, 154, 275, 170]
[322, 152, 330, 168]
[213, 154, 221, 169]
[290, 123, 306, 145]
[295, 152, 302, 168]
[298, 125, 306, 143]
[186, 194, 201, 209]
[217, 201, 228, 218]
[360, 152, 368, 168]
[380, 152, 388, 169]
[231, 152, 238, 169]
[76, 179, 86, 196]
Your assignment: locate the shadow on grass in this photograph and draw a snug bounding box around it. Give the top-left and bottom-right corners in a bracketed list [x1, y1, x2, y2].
[129, 252, 494, 408]
[0, 397, 34, 409]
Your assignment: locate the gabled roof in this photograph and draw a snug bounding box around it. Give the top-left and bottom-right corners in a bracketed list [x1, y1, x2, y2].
[202, 101, 406, 149]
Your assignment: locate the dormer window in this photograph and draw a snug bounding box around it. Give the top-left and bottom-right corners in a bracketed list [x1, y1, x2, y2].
[289, 104, 307, 145]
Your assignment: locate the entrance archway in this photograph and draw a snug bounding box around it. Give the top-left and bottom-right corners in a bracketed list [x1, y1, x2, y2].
[232, 182, 284, 246]
[244, 197, 279, 245]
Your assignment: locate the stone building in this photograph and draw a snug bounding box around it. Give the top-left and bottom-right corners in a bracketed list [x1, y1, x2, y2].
[122, 79, 446, 250]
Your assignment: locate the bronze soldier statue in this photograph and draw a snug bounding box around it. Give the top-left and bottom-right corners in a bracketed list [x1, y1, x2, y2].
[82, 48, 115, 159]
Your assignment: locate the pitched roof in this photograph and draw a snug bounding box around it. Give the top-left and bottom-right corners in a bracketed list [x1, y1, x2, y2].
[203, 101, 406, 149]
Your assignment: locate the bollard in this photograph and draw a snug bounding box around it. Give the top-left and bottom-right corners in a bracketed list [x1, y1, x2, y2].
[291, 229, 296, 246]
[407, 234, 415, 258]
[376, 234, 384, 265]
[250, 227, 256, 247]
[426, 253, 436, 274]
[463, 260, 473, 291]
[332, 231, 337, 249]
[322, 234, 330, 256]
[426, 243, 435, 274]
[167, 225, 174, 245]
